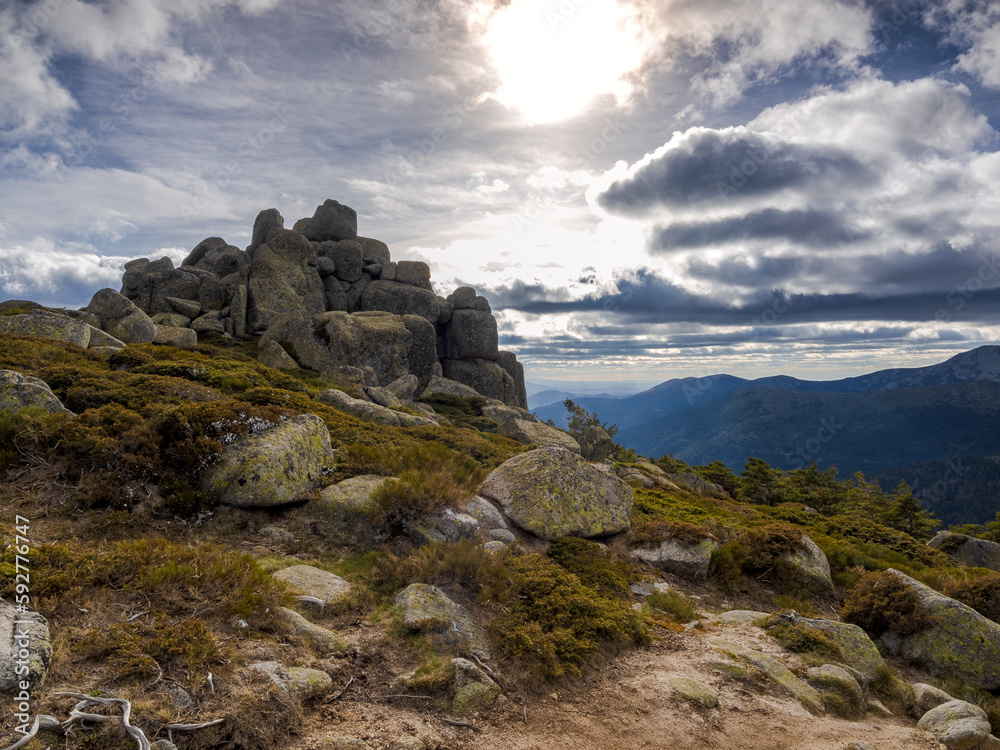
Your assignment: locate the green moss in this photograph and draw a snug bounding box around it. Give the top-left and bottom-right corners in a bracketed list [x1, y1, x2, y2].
[647, 590, 699, 622]
[546, 536, 638, 598]
[768, 622, 843, 661]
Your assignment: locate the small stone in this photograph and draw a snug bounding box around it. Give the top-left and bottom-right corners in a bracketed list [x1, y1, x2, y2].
[671, 677, 718, 709]
[273, 565, 352, 605]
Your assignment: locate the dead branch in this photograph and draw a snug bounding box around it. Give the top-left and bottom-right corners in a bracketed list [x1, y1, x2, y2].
[328, 676, 353, 702]
[1, 715, 62, 750]
[54, 692, 152, 750]
[437, 717, 482, 732]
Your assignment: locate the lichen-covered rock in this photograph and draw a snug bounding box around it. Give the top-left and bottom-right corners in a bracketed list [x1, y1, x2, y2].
[791, 617, 888, 685]
[629, 537, 719, 581]
[444, 308, 498, 360]
[395, 261, 432, 290]
[360, 280, 440, 325]
[406, 508, 482, 546]
[911, 682, 955, 718]
[250, 661, 332, 700]
[918, 700, 992, 750]
[420, 375, 481, 400]
[807, 664, 865, 718]
[665, 472, 726, 496]
[312, 475, 392, 548]
[783, 536, 834, 591]
[258, 339, 299, 370]
[579, 426, 614, 462]
[929, 531, 1000, 573]
[671, 677, 718, 708]
[495, 351, 527, 410]
[460, 496, 507, 529]
[0, 309, 92, 347]
[202, 414, 332, 508]
[85, 288, 157, 344]
[248, 208, 285, 258]
[384, 374, 420, 402]
[478, 446, 633, 540]
[452, 657, 501, 712]
[152, 325, 197, 350]
[0, 370, 71, 414]
[703, 660, 752, 680]
[710, 637, 824, 713]
[247, 232, 325, 333]
[0, 603, 51, 693]
[442, 357, 519, 408]
[277, 607, 347, 653]
[881, 569, 1000, 689]
[273, 565, 351, 604]
[182, 237, 248, 278]
[317, 388, 435, 427]
[316, 311, 413, 386]
[394, 584, 489, 658]
[495, 417, 581, 453]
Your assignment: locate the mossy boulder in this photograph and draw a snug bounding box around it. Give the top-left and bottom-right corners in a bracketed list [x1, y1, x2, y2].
[395, 584, 489, 658]
[629, 537, 718, 581]
[782, 535, 834, 591]
[247, 233, 326, 333]
[0, 369, 71, 414]
[911, 682, 955, 718]
[929, 531, 1000, 573]
[807, 664, 865, 718]
[670, 677, 718, 708]
[452, 657, 501, 712]
[881, 569, 1000, 689]
[202, 413, 333, 508]
[477, 446, 633, 540]
[277, 607, 347, 654]
[152, 324, 197, 350]
[316, 311, 415, 385]
[85, 287, 157, 344]
[316, 388, 435, 427]
[710, 637, 823, 713]
[273, 565, 351, 605]
[0, 309, 93, 347]
[495, 417, 581, 453]
[250, 661, 332, 700]
[312, 475, 393, 548]
[918, 700, 992, 750]
[792, 617, 888, 685]
[0, 603, 51, 693]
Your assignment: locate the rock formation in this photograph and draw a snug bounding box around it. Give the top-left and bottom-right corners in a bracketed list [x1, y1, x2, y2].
[116, 199, 528, 409]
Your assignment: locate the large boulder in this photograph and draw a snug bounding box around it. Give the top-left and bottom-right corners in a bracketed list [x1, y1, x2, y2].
[911, 683, 956, 718]
[783, 536, 834, 591]
[125, 258, 225, 315]
[395, 261, 432, 290]
[929, 531, 1000, 573]
[444, 309, 498, 361]
[316, 388, 435, 427]
[790, 617, 888, 685]
[807, 664, 865, 718]
[495, 351, 527, 409]
[247, 208, 285, 258]
[360, 280, 440, 325]
[317, 312, 412, 385]
[629, 537, 719, 581]
[311, 475, 393, 548]
[183, 237, 248, 278]
[420, 375, 481, 401]
[0, 309, 93, 348]
[578, 426, 614, 462]
[318, 239, 364, 283]
[247, 232, 325, 332]
[495, 417, 581, 453]
[85, 288, 157, 344]
[446, 286, 490, 313]
[357, 237, 390, 265]
[880, 569, 1000, 689]
[152, 325, 197, 350]
[273, 565, 352, 605]
[478, 446, 634, 540]
[395, 584, 489, 658]
[918, 700, 992, 750]
[442, 358, 519, 407]
[401, 315, 437, 389]
[297, 199, 358, 243]
[0, 370, 71, 414]
[0, 602, 51, 693]
[202, 414, 333, 508]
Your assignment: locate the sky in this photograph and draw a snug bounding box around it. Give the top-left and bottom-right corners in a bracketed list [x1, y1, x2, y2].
[2, 0, 1000, 383]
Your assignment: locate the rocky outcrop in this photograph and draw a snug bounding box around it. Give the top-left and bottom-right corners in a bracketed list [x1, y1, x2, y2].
[911, 683, 955, 718]
[783, 536, 834, 591]
[84, 288, 156, 344]
[0, 309, 96, 348]
[478, 446, 633, 540]
[202, 414, 333, 508]
[789, 617, 888, 685]
[1, 603, 51, 692]
[918, 700, 992, 750]
[929, 531, 1000, 573]
[880, 569, 1000, 689]
[272, 565, 352, 605]
[113, 200, 528, 408]
[316, 388, 436, 427]
[629, 537, 719, 581]
[0, 370, 71, 414]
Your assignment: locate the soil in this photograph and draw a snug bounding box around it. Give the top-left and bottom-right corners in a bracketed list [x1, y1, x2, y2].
[297, 616, 941, 750]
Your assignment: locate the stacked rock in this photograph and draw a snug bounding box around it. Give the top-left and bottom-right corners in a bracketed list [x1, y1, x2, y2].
[117, 199, 528, 409]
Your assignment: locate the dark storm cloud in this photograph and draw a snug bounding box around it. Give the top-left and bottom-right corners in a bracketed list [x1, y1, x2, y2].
[652, 208, 861, 251]
[596, 128, 875, 216]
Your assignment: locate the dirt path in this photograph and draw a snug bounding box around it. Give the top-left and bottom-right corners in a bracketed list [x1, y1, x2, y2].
[300, 619, 940, 750]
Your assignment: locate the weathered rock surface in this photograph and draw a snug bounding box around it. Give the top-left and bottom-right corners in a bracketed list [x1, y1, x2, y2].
[579, 426, 615, 462]
[918, 700, 992, 750]
[911, 682, 955, 718]
[277, 607, 347, 653]
[880, 569, 1000, 689]
[783, 536, 834, 591]
[298, 199, 358, 243]
[807, 664, 865, 718]
[0, 309, 93, 348]
[0, 370, 71, 414]
[711, 638, 824, 713]
[0, 602, 51, 692]
[312, 475, 392, 548]
[495, 417, 581, 453]
[394, 584, 489, 658]
[442, 357, 518, 406]
[152, 325, 197, 350]
[247, 233, 325, 332]
[202, 414, 332, 508]
[249, 661, 332, 700]
[791, 617, 888, 685]
[273, 565, 351, 604]
[478, 446, 633, 540]
[361, 280, 440, 325]
[629, 537, 719, 580]
[85, 288, 157, 344]
[317, 311, 414, 385]
[929, 531, 1000, 573]
[670, 677, 718, 708]
[316, 389, 435, 427]
[258, 339, 299, 370]
[452, 658, 501, 712]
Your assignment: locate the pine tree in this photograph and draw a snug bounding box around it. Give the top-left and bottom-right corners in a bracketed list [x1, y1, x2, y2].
[886, 480, 939, 539]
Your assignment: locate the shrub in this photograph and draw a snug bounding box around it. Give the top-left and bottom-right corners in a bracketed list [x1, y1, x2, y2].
[944, 573, 1000, 623]
[546, 536, 638, 598]
[646, 590, 699, 623]
[767, 622, 842, 661]
[627, 519, 713, 548]
[711, 540, 750, 588]
[108, 347, 154, 370]
[840, 571, 936, 635]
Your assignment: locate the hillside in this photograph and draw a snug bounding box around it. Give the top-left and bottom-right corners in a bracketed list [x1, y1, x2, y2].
[3, 201, 1000, 750]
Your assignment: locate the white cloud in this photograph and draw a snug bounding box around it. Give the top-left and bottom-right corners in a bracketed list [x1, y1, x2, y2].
[927, 0, 1000, 89]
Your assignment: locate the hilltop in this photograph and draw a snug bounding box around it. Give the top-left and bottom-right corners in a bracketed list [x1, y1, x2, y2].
[2, 200, 1000, 750]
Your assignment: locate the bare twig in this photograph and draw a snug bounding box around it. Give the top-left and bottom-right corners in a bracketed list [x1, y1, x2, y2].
[437, 717, 482, 732]
[375, 694, 435, 701]
[164, 719, 225, 743]
[329, 677, 353, 701]
[54, 693, 151, 750]
[0, 715, 62, 750]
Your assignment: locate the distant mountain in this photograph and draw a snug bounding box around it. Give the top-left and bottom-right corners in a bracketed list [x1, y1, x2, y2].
[527, 389, 620, 410]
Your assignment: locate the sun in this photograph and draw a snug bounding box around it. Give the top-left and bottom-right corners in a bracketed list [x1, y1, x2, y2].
[480, 0, 648, 124]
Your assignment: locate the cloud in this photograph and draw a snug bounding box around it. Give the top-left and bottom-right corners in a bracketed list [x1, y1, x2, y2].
[926, 0, 1000, 89]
